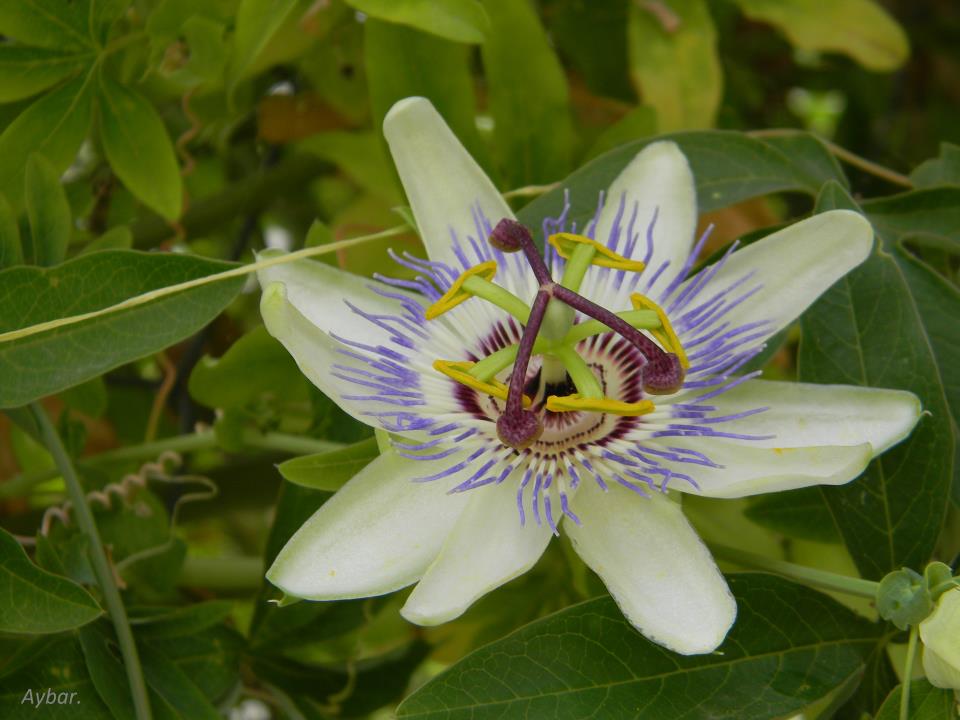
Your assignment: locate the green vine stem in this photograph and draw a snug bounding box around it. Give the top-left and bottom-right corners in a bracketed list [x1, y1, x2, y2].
[710, 543, 880, 599]
[1, 430, 344, 500]
[29, 403, 153, 720]
[900, 626, 919, 720]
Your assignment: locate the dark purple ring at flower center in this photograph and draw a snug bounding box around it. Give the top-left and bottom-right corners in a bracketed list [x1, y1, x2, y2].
[489, 219, 685, 450]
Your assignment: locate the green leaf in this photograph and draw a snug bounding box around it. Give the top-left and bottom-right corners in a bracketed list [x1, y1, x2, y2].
[481, 0, 576, 186]
[188, 325, 308, 409]
[0, 46, 92, 102]
[519, 130, 846, 244]
[227, 0, 299, 88]
[98, 72, 183, 220]
[78, 623, 138, 720]
[139, 642, 221, 720]
[733, 0, 910, 72]
[585, 105, 658, 161]
[0, 637, 112, 719]
[80, 225, 134, 254]
[398, 574, 882, 719]
[745, 487, 842, 543]
[0, 527, 102, 634]
[627, 0, 722, 131]
[0, 0, 94, 50]
[278, 436, 380, 491]
[0, 70, 95, 211]
[144, 624, 244, 704]
[365, 18, 486, 169]
[0, 250, 245, 408]
[299, 131, 402, 204]
[0, 194, 22, 268]
[799, 182, 954, 579]
[863, 187, 960, 254]
[911, 142, 960, 188]
[61, 376, 108, 417]
[25, 153, 72, 267]
[875, 679, 957, 719]
[132, 601, 233, 639]
[346, 0, 489, 43]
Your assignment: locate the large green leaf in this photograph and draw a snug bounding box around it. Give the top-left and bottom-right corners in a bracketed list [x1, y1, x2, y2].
[0, 46, 92, 102]
[0, 194, 22, 268]
[863, 187, 960, 254]
[874, 679, 957, 719]
[0, 637, 112, 719]
[732, 0, 909, 72]
[398, 574, 882, 719]
[0, 70, 95, 210]
[0, 250, 245, 408]
[0, 0, 94, 50]
[25, 153, 72, 267]
[799, 182, 953, 580]
[627, 0, 722, 131]
[518, 130, 845, 242]
[188, 325, 308, 410]
[910, 143, 960, 188]
[365, 18, 486, 170]
[98, 72, 183, 220]
[0, 528, 102, 634]
[481, 0, 575, 186]
[227, 0, 299, 88]
[278, 437, 380, 491]
[346, 0, 489, 43]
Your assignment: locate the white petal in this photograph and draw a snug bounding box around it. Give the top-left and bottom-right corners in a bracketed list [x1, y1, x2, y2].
[920, 588, 960, 690]
[383, 97, 514, 268]
[665, 438, 873, 498]
[401, 477, 552, 625]
[267, 450, 472, 600]
[585, 141, 697, 304]
[565, 485, 735, 655]
[699, 379, 921, 454]
[674, 210, 872, 344]
[257, 250, 416, 344]
[260, 281, 396, 426]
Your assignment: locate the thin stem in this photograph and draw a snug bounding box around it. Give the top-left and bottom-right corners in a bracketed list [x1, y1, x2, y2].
[242, 432, 343, 456]
[710, 543, 880, 599]
[29, 404, 152, 720]
[900, 626, 919, 720]
[747, 129, 913, 189]
[0, 226, 408, 346]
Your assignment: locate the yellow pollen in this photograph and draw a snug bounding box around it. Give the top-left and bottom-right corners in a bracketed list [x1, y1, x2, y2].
[629, 292, 690, 369]
[548, 233, 647, 272]
[546, 394, 656, 417]
[425, 261, 498, 320]
[433, 359, 532, 408]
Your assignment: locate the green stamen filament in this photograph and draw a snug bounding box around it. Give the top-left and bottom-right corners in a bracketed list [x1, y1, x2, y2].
[563, 309, 660, 345]
[462, 276, 531, 324]
[560, 242, 596, 293]
[553, 345, 603, 399]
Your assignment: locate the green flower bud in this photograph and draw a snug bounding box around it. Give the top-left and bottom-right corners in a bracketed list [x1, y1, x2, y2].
[877, 568, 932, 631]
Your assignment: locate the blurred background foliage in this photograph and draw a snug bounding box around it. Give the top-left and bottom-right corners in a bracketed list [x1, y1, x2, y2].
[1, 0, 959, 718]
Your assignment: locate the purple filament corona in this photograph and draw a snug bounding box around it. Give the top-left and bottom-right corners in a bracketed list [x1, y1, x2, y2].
[321, 193, 773, 527]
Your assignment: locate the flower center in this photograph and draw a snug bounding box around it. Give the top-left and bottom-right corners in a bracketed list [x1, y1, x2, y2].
[427, 218, 689, 452]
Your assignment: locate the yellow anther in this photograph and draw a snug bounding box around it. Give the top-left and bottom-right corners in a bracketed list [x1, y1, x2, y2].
[629, 293, 689, 369]
[425, 261, 498, 320]
[548, 233, 646, 272]
[546, 394, 655, 416]
[433, 359, 532, 408]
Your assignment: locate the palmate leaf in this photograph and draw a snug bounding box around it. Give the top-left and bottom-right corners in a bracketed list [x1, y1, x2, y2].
[798, 182, 955, 580]
[398, 574, 883, 720]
